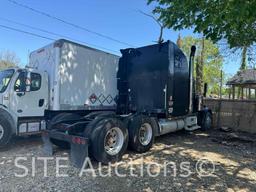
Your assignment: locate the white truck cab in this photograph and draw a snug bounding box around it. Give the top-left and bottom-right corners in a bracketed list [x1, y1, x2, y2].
[0, 67, 48, 146]
[0, 39, 119, 148]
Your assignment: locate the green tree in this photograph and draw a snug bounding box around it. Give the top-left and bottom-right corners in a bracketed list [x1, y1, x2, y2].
[148, 0, 256, 48]
[0, 50, 20, 70]
[180, 36, 224, 95]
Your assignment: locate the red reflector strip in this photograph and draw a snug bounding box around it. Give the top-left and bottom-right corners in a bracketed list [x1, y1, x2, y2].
[72, 137, 86, 145]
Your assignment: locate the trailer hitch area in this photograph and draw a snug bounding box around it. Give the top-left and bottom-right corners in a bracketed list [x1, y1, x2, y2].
[42, 130, 89, 168]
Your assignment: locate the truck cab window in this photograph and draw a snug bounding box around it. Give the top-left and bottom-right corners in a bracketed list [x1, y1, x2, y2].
[30, 73, 41, 91]
[0, 69, 14, 93]
[14, 72, 26, 92]
[14, 72, 41, 92]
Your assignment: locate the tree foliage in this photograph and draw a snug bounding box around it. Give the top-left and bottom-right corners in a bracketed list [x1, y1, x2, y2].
[148, 0, 256, 48]
[180, 36, 224, 94]
[0, 50, 20, 70]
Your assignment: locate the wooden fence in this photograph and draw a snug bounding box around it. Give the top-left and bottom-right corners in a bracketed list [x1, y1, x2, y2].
[204, 99, 256, 133]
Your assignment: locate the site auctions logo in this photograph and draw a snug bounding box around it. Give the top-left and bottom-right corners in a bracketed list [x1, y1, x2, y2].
[10, 156, 216, 178]
[196, 158, 216, 177]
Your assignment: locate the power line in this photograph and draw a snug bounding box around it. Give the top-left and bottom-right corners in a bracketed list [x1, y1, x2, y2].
[0, 17, 120, 54]
[0, 24, 55, 41]
[7, 0, 135, 47]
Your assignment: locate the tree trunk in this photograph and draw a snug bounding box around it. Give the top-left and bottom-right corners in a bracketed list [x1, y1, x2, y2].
[176, 34, 182, 48]
[158, 26, 164, 44]
[240, 46, 247, 70]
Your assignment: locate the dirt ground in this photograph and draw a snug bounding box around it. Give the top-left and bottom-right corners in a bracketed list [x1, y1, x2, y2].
[0, 129, 255, 192]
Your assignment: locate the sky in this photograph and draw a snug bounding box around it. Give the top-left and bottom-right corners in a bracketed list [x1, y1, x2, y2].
[0, 0, 241, 75]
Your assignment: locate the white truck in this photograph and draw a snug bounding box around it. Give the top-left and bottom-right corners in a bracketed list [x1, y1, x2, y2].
[0, 39, 119, 147]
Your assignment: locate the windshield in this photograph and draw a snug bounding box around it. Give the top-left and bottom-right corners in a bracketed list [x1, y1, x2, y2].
[0, 69, 15, 93]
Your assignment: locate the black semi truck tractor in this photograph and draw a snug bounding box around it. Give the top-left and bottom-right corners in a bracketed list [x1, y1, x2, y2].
[42, 41, 212, 167]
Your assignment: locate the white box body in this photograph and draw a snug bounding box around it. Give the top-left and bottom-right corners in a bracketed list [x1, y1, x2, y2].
[29, 39, 119, 111]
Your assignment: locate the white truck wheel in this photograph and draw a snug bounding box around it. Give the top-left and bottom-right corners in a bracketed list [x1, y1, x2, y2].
[0, 114, 14, 148]
[128, 115, 155, 153]
[0, 125, 4, 140]
[90, 118, 128, 164]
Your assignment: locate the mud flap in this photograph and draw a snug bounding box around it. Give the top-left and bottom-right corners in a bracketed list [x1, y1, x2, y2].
[70, 138, 88, 168]
[42, 131, 53, 156]
[42, 131, 89, 168]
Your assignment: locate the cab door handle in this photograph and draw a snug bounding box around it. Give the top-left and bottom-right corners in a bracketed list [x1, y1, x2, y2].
[39, 99, 44, 107]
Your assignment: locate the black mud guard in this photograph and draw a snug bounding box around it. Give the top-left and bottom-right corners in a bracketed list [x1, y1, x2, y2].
[42, 131, 89, 168]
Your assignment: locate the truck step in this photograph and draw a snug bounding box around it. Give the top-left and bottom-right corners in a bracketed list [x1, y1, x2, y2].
[185, 125, 201, 131]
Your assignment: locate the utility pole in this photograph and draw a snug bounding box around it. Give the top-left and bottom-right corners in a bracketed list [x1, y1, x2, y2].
[219, 70, 223, 99]
[217, 70, 223, 129]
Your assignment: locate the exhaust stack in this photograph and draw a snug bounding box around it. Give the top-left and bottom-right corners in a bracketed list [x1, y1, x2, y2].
[189, 46, 196, 113]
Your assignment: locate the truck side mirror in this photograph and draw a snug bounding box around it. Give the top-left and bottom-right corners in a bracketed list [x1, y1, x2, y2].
[203, 83, 208, 97]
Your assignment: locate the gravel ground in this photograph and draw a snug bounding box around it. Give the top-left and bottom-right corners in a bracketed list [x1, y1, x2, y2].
[0, 129, 255, 192]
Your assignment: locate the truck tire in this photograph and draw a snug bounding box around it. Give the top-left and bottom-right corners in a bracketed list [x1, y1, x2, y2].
[128, 115, 155, 153]
[201, 112, 212, 131]
[0, 113, 14, 148]
[48, 113, 81, 149]
[90, 118, 128, 164]
[83, 114, 113, 157]
[83, 112, 116, 140]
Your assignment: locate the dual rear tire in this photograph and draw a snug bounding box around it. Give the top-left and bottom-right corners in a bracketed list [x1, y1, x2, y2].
[127, 115, 155, 153]
[49, 113, 155, 164]
[88, 118, 128, 164]
[86, 115, 155, 164]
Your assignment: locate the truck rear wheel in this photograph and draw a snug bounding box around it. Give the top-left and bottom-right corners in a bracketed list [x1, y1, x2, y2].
[48, 113, 81, 149]
[201, 112, 212, 131]
[128, 115, 155, 153]
[90, 118, 128, 164]
[0, 115, 13, 148]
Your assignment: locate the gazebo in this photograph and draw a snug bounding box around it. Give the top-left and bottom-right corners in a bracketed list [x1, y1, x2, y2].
[227, 69, 256, 100]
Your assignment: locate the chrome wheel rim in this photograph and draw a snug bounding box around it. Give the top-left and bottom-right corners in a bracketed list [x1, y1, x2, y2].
[0, 125, 4, 140]
[139, 123, 153, 146]
[104, 127, 124, 156]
